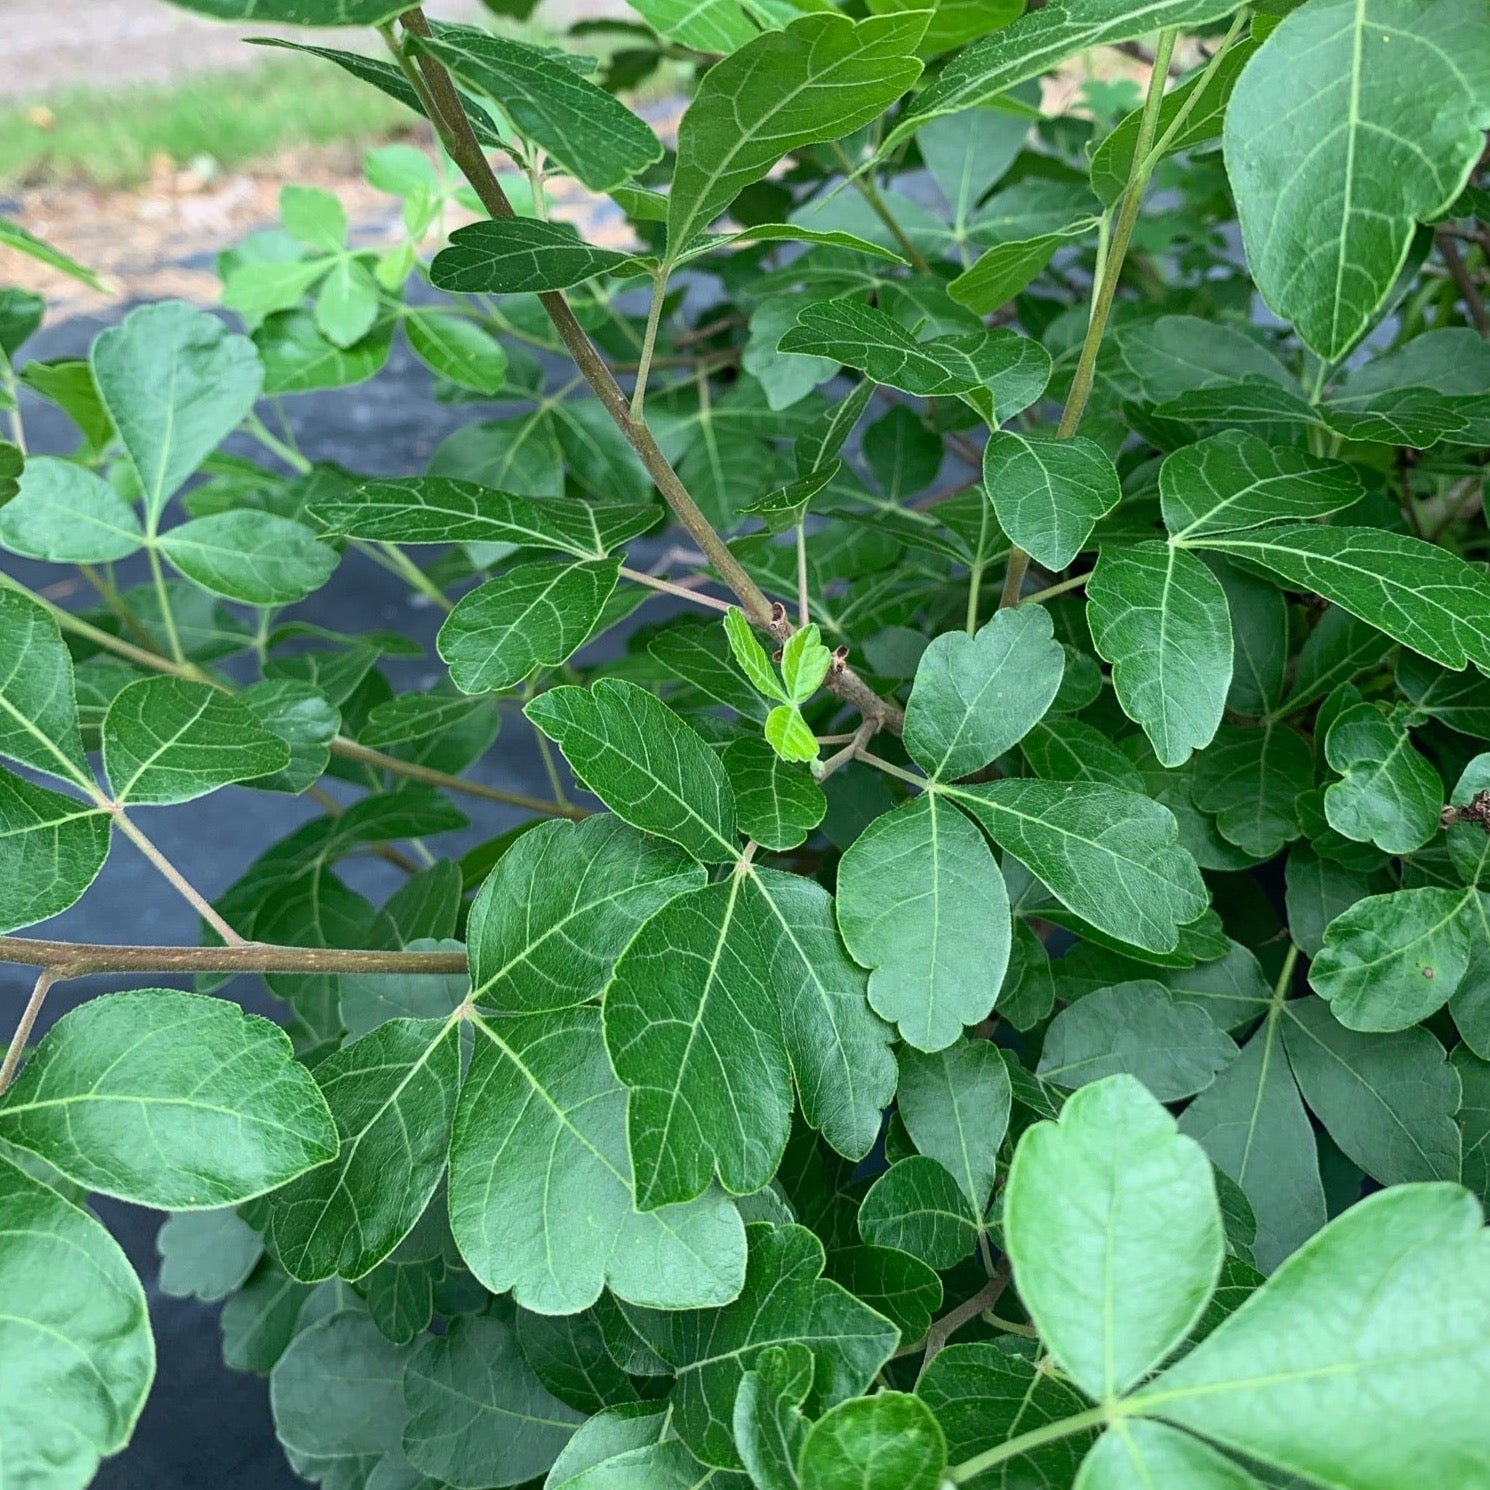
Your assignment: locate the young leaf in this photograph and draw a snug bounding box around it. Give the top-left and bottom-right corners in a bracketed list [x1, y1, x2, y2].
[666, 12, 926, 254]
[836, 794, 1010, 1052]
[1006, 1075, 1224, 1399]
[103, 677, 291, 805]
[0, 587, 91, 786]
[453, 1002, 747, 1314]
[1185, 526, 1490, 674]
[267, 1018, 461, 1283]
[781, 624, 831, 705]
[983, 430, 1119, 571]
[620, 1223, 898, 1470]
[1158, 430, 1365, 541]
[0, 1156, 154, 1490]
[157, 511, 338, 605]
[408, 28, 663, 194]
[0, 455, 144, 562]
[1223, 0, 1490, 359]
[947, 779, 1208, 954]
[858, 1154, 980, 1269]
[0, 989, 337, 1208]
[437, 556, 621, 694]
[904, 606, 1065, 781]
[1282, 996, 1460, 1186]
[1309, 887, 1476, 1032]
[467, 816, 703, 1014]
[897, 1039, 1011, 1209]
[528, 680, 739, 862]
[1133, 1185, 1490, 1489]
[0, 767, 111, 933]
[1323, 703, 1443, 854]
[90, 300, 263, 528]
[1088, 542, 1233, 767]
[724, 608, 791, 703]
[743, 868, 896, 1162]
[797, 1393, 947, 1490]
[1037, 980, 1239, 1101]
[432, 218, 639, 294]
[765, 704, 819, 764]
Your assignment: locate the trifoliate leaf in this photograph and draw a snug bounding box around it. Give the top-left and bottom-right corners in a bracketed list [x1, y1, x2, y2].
[904, 606, 1065, 781]
[0, 989, 337, 1208]
[1006, 1075, 1224, 1399]
[836, 794, 1010, 1052]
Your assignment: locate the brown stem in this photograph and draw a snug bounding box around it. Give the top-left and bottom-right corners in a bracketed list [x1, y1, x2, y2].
[392, 9, 903, 734]
[894, 1264, 1011, 1373]
[0, 969, 56, 1096]
[0, 936, 469, 979]
[1436, 230, 1490, 336]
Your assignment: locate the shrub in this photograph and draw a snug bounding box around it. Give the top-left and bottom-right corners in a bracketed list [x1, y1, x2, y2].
[2, 2, 1490, 1487]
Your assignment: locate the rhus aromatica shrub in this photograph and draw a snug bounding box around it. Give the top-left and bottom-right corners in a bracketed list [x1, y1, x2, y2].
[2, 1, 1490, 1486]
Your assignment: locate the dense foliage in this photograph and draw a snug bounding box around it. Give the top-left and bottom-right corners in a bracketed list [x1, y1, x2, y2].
[2, 0, 1490, 1486]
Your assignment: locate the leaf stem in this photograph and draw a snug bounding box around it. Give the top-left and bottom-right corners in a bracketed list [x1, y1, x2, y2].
[618, 564, 734, 613]
[828, 139, 932, 273]
[145, 543, 186, 664]
[946, 1404, 1111, 1482]
[109, 807, 247, 946]
[630, 271, 667, 419]
[1000, 27, 1179, 610]
[245, 409, 313, 475]
[1021, 570, 1092, 605]
[0, 969, 56, 1096]
[0, 935, 469, 979]
[795, 522, 811, 630]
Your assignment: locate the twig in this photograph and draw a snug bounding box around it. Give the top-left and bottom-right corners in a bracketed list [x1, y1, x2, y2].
[1436, 229, 1490, 336]
[0, 969, 56, 1096]
[893, 1264, 1012, 1372]
[817, 719, 878, 781]
[0, 936, 469, 979]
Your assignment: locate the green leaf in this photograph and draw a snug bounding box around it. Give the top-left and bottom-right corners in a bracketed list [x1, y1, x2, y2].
[409, 28, 662, 193]
[949, 211, 1100, 315]
[0, 216, 106, 289]
[1180, 1015, 1326, 1272]
[1088, 542, 1233, 767]
[546, 1401, 747, 1488]
[858, 1155, 980, 1269]
[157, 1208, 264, 1301]
[280, 184, 346, 252]
[157, 511, 338, 605]
[947, 780, 1208, 955]
[836, 794, 1010, 1052]
[1007, 1075, 1224, 1399]
[917, 1344, 1093, 1488]
[526, 680, 739, 862]
[1192, 527, 1490, 679]
[437, 556, 621, 694]
[798, 1393, 946, 1490]
[982, 430, 1119, 571]
[897, 1039, 1011, 1209]
[742, 868, 896, 1162]
[102, 677, 290, 805]
[240, 678, 341, 794]
[0, 767, 111, 933]
[315, 256, 380, 348]
[0, 587, 91, 785]
[1133, 1185, 1490, 1490]
[1223, 0, 1490, 358]
[1323, 703, 1442, 854]
[1282, 996, 1460, 1186]
[621, 1222, 899, 1469]
[0, 1155, 154, 1490]
[451, 1005, 747, 1312]
[765, 704, 819, 764]
[795, 380, 875, 476]
[904, 606, 1065, 782]
[431, 218, 638, 294]
[725, 738, 827, 851]
[667, 12, 926, 255]
[890, 0, 1242, 145]
[267, 1019, 461, 1283]
[604, 878, 791, 1208]
[0, 989, 337, 1208]
[1037, 980, 1239, 1101]
[1076, 1419, 1264, 1489]
[1309, 886, 1475, 1032]
[1119, 315, 1293, 405]
[724, 608, 791, 703]
[781, 624, 831, 705]
[169, 0, 411, 22]
[0, 455, 144, 562]
[468, 815, 703, 1013]
[402, 1312, 583, 1487]
[823, 1244, 941, 1346]
[781, 299, 1048, 407]
[91, 300, 263, 528]
[733, 1342, 812, 1490]
[404, 308, 509, 395]
[1190, 721, 1313, 860]
[255, 307, 393, 393]
[310, 475, 655, 559]
[1158, 430, 1364, 541]
[220, 1262, 311, 1374]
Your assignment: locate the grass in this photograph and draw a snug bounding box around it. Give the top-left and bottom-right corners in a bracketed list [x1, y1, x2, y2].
[0, 55, 417, 192]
